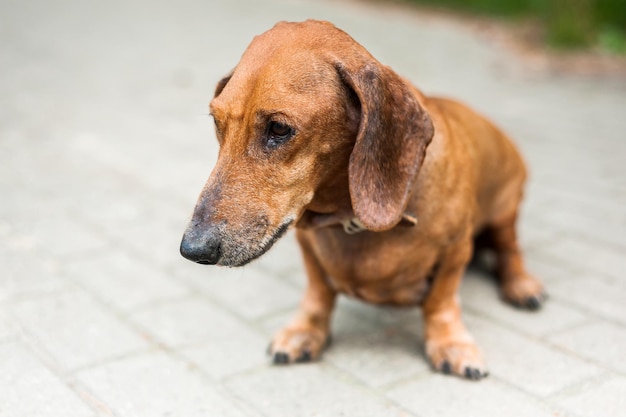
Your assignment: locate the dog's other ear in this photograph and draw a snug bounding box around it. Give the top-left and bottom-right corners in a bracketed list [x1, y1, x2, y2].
[214, 72, 233, 98]
[336, 62, 434, 231]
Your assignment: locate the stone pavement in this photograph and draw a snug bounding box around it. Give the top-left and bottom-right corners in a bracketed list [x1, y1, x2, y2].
[1, 0, 625, 416]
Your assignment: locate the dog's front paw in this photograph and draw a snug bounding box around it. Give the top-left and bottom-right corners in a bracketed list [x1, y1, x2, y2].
[426, 338, 488, 380]
[268, 325, 330, 365]
[501, 273, 546, 311]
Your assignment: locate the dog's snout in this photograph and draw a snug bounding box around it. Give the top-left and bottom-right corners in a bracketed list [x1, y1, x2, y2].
[180, 227, 223, 265]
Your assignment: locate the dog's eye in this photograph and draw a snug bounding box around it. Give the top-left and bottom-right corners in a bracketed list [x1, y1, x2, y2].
[265, 121, 294, 148]
[269, 121, 291, 137]
[211, 115, 222, 136]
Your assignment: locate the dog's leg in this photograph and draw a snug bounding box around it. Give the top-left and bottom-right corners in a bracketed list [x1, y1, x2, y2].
[423, 239, 487, 380]
[269, 232, 336, 364]
[491, 212, 545, 310]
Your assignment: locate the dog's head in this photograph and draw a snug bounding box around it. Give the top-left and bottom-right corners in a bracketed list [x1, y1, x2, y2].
[180, 20, 434, 266]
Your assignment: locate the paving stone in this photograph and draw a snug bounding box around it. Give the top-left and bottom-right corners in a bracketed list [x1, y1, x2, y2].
[2, 0, 626, 414]
[130, 297, 264, 349]
[324, 316, 430, 388]
[175, 262, 300, 320]
[530, 195, 626, 253]
[61, 167, 169, 230]
[387, 373, 556, 417]
[0, 219, 72, 301]
[533, 234, 626, 280]
[0, 250, 68, 302]
[94, 198, 189, 269]
[6, 211, 109, 259]
[547, 274, 626, 325]
[260, 297, 429, 388]
[464, 314, 602, 397]
[518, 214, 563, 248]
[252, 231, 305, 280]
[523, 254, 573, 284]
[11, 289, 150, 371]
[227, 364, 411, 417]
[336, 296, 424, 330]
[179, 330, 269, 380]
[548, 321, 626, 374]
[0, 313, 16, 341]
[77, 351, 254, 417]
[260, 296, 423, 345]
[461, 270, 589, 337]
[0, 341, 97, 417]
[64, 249, 189, 312]
[555, 375, 626, 417]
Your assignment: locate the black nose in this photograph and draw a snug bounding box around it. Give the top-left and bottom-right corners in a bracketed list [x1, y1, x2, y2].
[180, 227, 223, 265]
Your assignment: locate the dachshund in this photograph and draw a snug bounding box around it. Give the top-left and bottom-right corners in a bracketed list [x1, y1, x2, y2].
[180, 20, 545, 380]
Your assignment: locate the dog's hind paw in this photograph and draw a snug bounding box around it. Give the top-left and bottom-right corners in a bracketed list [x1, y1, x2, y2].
[501, 273, 546, 311]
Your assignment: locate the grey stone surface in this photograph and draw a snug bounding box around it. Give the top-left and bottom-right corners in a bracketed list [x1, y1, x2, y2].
[1, 0, 625, 415]
[10, 289, 150, 371]
[0, 341, 98, 417]
[129, 297, 259, 346]
[226, 364, 410, 417]
[387, 374, 557, 417]
[554, 375, 626, 417]
[179, 332, 268, 380]
[548, 321, 626, 374]
[175, 262, 301, 320]
[461, 270, 589, 337]
[547, 273, 626, 325]
[64, 249, 190, 312]
[464, 314, 602, 398]
[77, 351, 255, 417]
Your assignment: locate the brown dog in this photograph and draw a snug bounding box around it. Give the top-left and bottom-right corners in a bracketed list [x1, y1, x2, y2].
[180, 20, 544, 380]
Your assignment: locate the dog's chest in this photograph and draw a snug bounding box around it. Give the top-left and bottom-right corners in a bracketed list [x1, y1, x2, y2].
[309, 228, 438, 306]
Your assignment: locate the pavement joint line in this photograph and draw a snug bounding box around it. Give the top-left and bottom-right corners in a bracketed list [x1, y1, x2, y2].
[65, 378, 121, 417]
[461, 303, 592, 339]
[527, 249, 623, 282]
[1, 337, 114, 416]
[378, 369, 433, 393]
[160, 277, 289, 338]
[543, 370, 614, 403]
[537, 296, 626, 330]
[317, 361, 423, 416]
[222, 357, 419, 417]
[18, 284, 179, 372]
[253, 262, 305, 288]
[2, 0, 625, 414]
[68, 346, 163, 375]
[465, 305, 626, 373]
[534, 333, 626, 378]
[2, 284, 76, 305]
[249, 303, 301, 325]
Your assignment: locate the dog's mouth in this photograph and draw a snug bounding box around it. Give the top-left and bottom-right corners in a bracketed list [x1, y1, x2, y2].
[217, 218, 294, 267]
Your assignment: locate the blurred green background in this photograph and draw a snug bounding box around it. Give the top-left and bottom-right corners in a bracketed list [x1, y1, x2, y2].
[403, 0, 626, 53]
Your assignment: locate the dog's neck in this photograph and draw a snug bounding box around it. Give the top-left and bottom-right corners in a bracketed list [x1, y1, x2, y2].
[296, 209, 417, 233]
[296, 176, 418, 233]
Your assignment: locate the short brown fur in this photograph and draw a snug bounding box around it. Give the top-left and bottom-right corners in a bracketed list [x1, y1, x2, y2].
[182, 20, 544, 379]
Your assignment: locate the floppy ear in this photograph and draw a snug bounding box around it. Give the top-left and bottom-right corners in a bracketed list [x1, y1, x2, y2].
[336, 62, 434, 231]
[214, 72, 233, 98]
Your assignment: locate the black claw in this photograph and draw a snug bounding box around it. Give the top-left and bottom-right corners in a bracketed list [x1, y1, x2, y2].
[464, 367, 487, 380]
[295, 350, 312, 363]
[273, 352, 290, 365]
[324, 335, 333, 348]
[525, 295, 542, 311]
[441, 361, 452, 374]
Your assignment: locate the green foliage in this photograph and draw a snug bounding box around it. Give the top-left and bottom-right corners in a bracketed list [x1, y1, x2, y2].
[403, 0, 626, 53]
[598, 26, 626, 54]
